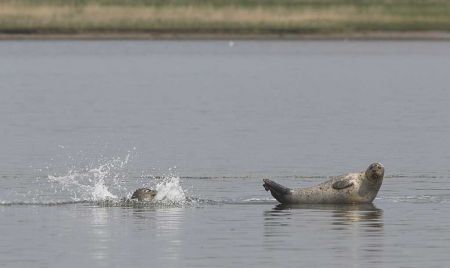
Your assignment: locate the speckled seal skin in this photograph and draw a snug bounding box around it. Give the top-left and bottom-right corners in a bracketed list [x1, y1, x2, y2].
[131, 188, 158, 202]
[263, 163, 384, 204]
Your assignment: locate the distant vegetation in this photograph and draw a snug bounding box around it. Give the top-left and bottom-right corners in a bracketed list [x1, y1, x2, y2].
[1, 0, 450, 37]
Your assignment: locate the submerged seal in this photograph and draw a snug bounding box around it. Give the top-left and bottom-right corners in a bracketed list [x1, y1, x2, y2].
[131, 188, 157, 202]
[263, 163, 384, 204]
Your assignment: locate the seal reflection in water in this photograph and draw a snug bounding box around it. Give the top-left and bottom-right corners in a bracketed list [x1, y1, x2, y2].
[131, 188, 157, 202]
[263, 163, 384, 204]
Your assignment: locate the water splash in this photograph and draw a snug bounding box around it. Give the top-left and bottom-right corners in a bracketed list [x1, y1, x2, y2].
[0, 152, 197, 206]
[47, 160, 190, 206]
[48, 155, 130, 202]
[153, 175, 187, 205]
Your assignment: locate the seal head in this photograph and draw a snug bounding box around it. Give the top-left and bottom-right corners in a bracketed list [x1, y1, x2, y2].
[365, 162, 384, 181]
[131, 188, 157, 202]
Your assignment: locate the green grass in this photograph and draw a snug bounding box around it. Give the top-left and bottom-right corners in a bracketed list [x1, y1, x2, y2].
[1, 0, 450, 37]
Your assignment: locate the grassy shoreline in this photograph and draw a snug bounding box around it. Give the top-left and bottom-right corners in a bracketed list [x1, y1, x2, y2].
[1, 1, 450, 39]
[2, 32, 450, 41]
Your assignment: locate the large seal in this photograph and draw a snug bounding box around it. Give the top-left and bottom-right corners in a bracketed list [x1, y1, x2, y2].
[131, 188, 157, 202]
[263, 163, 384, 204]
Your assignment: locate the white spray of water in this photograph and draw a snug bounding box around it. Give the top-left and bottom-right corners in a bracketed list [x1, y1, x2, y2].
[153, 175, 187, 205]
[48, 155, 130, 202]
[47, 155, 189, 205]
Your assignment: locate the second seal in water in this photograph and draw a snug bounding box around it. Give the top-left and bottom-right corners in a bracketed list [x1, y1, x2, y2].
[131, 188, 157, 202]
[263, 163, 384, 204]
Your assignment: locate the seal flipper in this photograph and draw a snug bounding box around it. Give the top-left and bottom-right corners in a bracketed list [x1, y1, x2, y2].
[263, 179, 291, 203]
[332, 179, 354, 190]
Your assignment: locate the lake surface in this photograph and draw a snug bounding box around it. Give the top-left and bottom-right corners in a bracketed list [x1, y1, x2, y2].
[1, 40, 450, 267]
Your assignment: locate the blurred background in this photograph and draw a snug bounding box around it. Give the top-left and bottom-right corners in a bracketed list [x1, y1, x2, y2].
[1, 0, 450, 39]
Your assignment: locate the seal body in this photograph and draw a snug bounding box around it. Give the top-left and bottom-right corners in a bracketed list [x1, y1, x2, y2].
[131, 188, 157, 202]
[263, 163, 384, 204]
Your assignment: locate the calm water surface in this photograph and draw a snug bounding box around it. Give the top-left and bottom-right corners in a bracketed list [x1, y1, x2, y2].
[1, 40, 450, 267]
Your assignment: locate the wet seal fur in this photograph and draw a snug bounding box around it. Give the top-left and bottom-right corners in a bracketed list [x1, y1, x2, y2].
[263, 163, 384, 204]
[131, 188, 157, 202]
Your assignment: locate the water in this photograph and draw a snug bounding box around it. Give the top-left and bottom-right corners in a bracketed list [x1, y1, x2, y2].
[1, 40, 450, 267]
